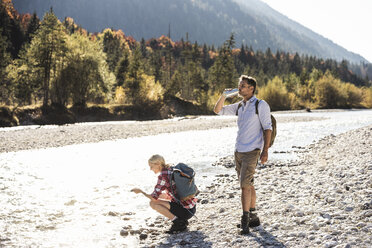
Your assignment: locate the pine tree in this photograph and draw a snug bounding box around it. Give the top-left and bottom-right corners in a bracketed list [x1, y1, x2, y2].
[0, 27, 11, 103]
[0, 1, 25, 58]
[290, 52, 302, 75]
[148, 50, 162, 83]
[115, 49, 129, 87]
[182, 42, 206, 102]
[126, 47, 144, 104]
[101, 29, 124, 72]
[201, 43, 212, 69]
[0, 27, 10, 78]
[208, 34, 237, 93]
[25, 12, 40, 43]
[238, 44, 247, 65]
[140, 38, 147, 57]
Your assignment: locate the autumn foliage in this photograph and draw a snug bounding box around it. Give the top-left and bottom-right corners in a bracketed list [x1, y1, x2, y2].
[1, 0, 371, 114]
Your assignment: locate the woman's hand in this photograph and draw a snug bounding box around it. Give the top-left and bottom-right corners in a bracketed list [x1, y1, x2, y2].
[131, 188, 143, 194]
[131, 188, 153, 200]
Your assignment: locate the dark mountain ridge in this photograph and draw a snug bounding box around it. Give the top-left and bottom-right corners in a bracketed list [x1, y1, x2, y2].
[11, 0, 369, 64]
[234, 0, 366, 63]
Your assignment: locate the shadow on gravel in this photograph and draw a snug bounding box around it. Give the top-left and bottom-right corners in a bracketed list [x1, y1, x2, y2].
[249, 226, 286, 247]
[155, 231, 212, 248]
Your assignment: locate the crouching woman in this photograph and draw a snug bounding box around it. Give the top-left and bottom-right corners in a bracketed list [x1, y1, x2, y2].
[131, 154, 197, 233]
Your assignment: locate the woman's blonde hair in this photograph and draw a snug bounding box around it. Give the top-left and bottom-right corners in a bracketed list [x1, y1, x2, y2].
[148, 154, 170, 168]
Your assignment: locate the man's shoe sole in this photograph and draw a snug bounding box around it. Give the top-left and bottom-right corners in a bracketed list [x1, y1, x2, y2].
[165, 228, 187, 234]
[237, 222, 261, 228]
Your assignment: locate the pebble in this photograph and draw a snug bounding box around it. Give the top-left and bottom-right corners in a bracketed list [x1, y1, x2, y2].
[356, 222, 366, 228]
[129, 230, 141, 235]
[119, 229, 129, 236]
[107, 211, 118, 216]
[324, 241, 338, 248]
[344, 207, 353, 212]
[139, 233, 148, 240]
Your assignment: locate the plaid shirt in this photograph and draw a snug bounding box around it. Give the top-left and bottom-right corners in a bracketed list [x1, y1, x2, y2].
[151, 168, 197, 209]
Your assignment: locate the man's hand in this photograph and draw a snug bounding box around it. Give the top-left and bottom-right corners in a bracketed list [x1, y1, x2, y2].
[260, 150, 268, 164]
[222, 88, 232, 97]
[131, 188, 143, 194]
[213, 92, 227, 114]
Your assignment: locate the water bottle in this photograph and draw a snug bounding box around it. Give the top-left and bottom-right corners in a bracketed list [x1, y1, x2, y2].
[223, 88, 239, 98]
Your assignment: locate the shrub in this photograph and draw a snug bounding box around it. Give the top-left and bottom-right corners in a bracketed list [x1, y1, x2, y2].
[343, 83, 363, 108]
[313, 72, 347, 108]
[288, 92, 302, 110]
[206, 91, 223, 111]
[138, 74, 164, 103]
[361, 87, 372, 108]
[114, 86, 126, 104]
[257, 76, 291, 111]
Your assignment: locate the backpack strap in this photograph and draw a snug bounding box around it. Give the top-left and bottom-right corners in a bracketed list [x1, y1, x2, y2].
[255, 99, 264, 131]
[235, 102, 243, 116]
[236, 99, 260, 116]
[255, 99, 260, 115]
[168, 166, 176, 198]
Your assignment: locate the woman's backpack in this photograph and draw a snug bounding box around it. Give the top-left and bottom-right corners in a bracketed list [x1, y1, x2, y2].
[169, 163, 199, 201]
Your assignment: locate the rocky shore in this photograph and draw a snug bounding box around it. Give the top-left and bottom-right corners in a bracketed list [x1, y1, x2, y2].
[121, 125, 372, 248]
[1, 111, 370, 247]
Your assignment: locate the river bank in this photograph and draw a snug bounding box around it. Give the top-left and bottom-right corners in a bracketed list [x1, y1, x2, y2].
[129, 125, 372, 248]
[0, 111, 326, 153]
[0, 96, 210, 128]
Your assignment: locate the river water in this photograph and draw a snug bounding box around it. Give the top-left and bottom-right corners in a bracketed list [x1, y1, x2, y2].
[1, 110, 371, 247]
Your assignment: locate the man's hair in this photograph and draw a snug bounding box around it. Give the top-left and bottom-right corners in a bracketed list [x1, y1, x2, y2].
[239, 75, 257, 93]
[148, 154, 170, 168]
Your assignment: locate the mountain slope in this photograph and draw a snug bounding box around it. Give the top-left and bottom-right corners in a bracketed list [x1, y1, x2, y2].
[233, 0, 367, 63]
[12, 0, 368, 64]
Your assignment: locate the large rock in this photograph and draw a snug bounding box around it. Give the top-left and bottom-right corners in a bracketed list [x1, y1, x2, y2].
[34, 104, 76, 125]
[160, 96, 212, 118]
[0, 106, 19, 127]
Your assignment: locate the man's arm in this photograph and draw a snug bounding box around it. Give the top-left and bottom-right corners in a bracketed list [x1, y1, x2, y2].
[213, 94, 226, 114]
[258, 100, 272, 164]
[260, 129, 272, 164]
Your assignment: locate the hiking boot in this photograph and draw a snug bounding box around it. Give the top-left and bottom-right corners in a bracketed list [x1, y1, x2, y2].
[166, 219, 188, 234]
[237, 213, 261, 228]
[240, 214, 250, 234]
[249, 213, 260, 227]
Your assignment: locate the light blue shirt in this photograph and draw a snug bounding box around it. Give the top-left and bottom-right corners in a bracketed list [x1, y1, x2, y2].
[218, 96, 272, 152]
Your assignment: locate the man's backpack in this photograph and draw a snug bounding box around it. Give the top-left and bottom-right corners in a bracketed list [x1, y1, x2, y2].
[236, 99, 277, 147]
[169, 163, 198, 201]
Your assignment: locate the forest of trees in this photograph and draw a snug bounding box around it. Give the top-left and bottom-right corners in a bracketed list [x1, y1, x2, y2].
[1, 1, 372, 118]
[12, 0, 371, 65]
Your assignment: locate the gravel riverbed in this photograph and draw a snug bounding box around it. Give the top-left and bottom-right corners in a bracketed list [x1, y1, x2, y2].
[1, 112, 370, 247]
[122, 124, 372, 248]
[0, 114, 325, 153]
